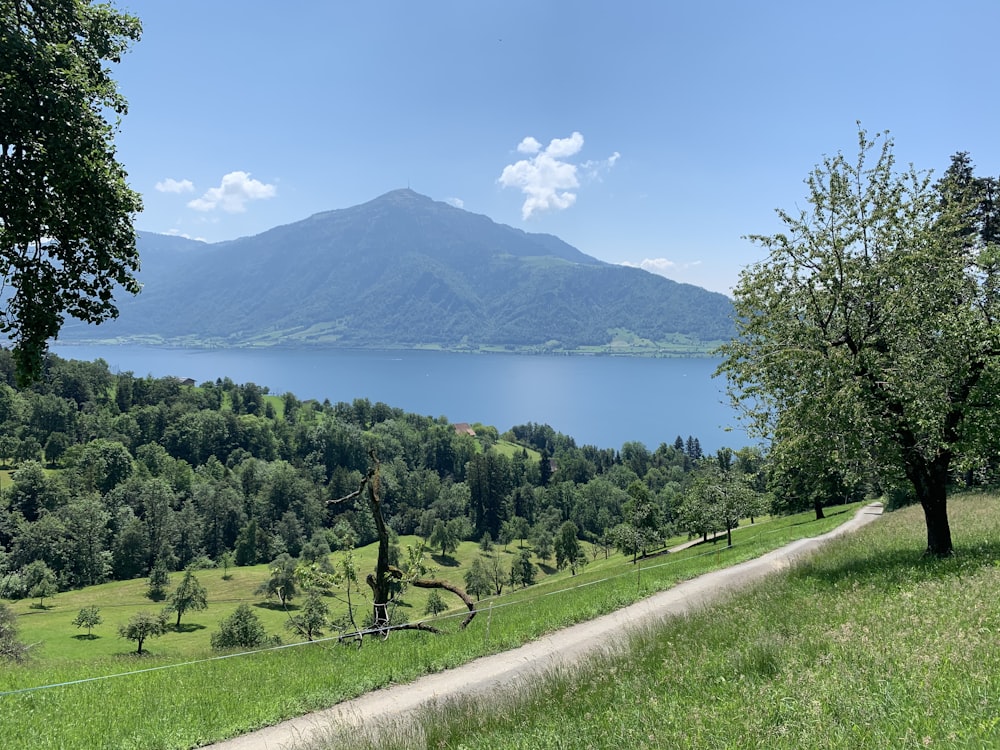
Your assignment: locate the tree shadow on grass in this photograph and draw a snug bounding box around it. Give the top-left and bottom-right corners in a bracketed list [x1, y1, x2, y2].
[254, 601, 299, 612]
[173, 623, 206, 633]
[537, 563, 556, 576]
[791, 536, 1000, 591]
[431, 554, 460, 567]
[72, 634, 101, 641]
[782, 505, 855, 529]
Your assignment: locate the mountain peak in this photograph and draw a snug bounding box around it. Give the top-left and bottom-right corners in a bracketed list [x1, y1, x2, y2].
[374, 188, 434, 203]
[65, 189, 735, 351]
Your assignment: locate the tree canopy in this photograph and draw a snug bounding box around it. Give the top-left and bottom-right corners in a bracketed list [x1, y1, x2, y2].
[719, 128, 1000, 556]
[0, 0, 143, 384]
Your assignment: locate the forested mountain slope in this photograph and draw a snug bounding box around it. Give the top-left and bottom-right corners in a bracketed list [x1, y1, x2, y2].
[59, 190, 734, 351]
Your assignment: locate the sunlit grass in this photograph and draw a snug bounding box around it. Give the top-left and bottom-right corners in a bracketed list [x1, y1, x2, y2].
[0, 504, 864, 749]
[321, 494, 1000, 750]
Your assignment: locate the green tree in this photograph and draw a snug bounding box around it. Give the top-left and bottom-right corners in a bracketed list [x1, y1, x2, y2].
[72, 605, 103, 638]
[146, 560, 169, 601]
[118, 611, 167, 654]
[0, 0, 143, 384]
[463, 556, 492, 601]
[509, 548, 535, 588]
[211, 603, 275, 651]
[256, 553, 298, 607]
[684, 461, 754, 547]
[424, 590, 447, 616]
[167, 569, 208, 628]
[285, 590, 329, 641]
[429, 519, 459, 557]
[219, 550, 235, 580]
[43, 432, 70, 467]
[479, 531, 494, 553]
[554, 521, 581, 573]
[0, 604, 29, 662]
[22, 560, 57, 607]
[719, 130, 1000, 556]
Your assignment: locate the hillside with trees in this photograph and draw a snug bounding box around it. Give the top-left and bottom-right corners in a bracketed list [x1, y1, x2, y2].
[0, 351, 793, 601]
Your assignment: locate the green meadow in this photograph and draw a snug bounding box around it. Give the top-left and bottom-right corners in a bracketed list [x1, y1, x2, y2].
[0, 504, 865, 749]
[321, 494, 1000, 750]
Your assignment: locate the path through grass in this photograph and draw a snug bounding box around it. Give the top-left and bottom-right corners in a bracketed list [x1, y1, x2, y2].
[1, 503, 864, 749]
[329, 495, 1000, 750]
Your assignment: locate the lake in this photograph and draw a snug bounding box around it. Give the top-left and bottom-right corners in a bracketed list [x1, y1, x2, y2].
[50, 345, 749, 453]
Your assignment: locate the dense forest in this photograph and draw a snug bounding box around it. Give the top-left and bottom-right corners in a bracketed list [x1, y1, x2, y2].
[0, 351, 859, 598]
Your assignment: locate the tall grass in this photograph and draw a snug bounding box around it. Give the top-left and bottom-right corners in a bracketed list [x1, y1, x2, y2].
[0, 504, 863, 749]
[324, 494, 1000, 749]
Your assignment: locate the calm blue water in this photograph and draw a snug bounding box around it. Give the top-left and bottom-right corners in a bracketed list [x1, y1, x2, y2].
[50, 345, 748, 452]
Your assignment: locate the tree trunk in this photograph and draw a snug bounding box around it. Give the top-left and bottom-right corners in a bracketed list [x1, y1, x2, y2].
[813, 499, 825, 521]
[906, 454, 954, 557]
[333, 449, 475, 639]
[920, 489, 953, 557]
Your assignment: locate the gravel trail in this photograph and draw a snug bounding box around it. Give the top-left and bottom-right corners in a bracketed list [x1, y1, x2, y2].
[204, 503, 883, 750]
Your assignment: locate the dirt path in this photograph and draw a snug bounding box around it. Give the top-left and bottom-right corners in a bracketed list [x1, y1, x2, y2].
[204, 503, 883, 750]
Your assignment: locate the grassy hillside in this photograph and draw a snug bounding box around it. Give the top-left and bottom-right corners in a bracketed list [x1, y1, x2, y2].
[0, 505, 861, 749]
[327, 494, 1000, 750]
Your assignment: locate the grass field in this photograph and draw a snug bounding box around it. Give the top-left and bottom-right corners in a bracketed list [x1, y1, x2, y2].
[1, 503, 867, 749]
[320, 494, 1000, 750]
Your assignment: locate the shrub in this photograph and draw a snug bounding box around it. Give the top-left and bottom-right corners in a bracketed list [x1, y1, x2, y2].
[211, 604, 280, 651]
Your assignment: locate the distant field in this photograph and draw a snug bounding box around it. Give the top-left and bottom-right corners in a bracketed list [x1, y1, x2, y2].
[0, 505, 863, 749]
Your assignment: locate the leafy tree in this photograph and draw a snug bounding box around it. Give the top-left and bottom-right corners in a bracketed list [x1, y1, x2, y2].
[167, 569, 208, 628]
[502, 515, 531, 549]
[532, 529, 553, 562]
[554, 521, 582, 573]
[478, 531, 494, 553]
[487, 551, 507, 596]
[684, 461, 755, 547]
[509, 548, 535, 588]
[429, 519, 459, 557]
[0, 0, 143, 384]
[211, 603, 276, 651]
[118, 611, 168, 654]
[23, 560, 57, 607]
[146, 560, 169, 601]
[256, 553, 298, 607]
[219, 550, 235, 580]
[463, 557, 492, 601]
[719, 130, 1000, 556]
[72, 605, 103, 638]
[424, 590, 447, 616]
[0, 603, 29, 662]
[285, 590, 329, 641]
[43, 432, 70, 467]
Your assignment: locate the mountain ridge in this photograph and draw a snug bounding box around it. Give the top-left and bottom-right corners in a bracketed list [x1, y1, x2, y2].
[59, 190, 734, 354]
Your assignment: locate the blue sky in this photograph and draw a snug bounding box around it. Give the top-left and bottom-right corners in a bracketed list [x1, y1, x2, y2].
[114, 1, 1000, 295]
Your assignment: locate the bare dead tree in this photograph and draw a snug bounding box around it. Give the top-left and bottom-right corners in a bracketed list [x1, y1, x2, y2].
[329, 449, 476, 640]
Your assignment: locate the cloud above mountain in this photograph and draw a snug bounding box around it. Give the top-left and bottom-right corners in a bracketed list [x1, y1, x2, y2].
[498, 132, 618, 220]
[155, 178, 194, 193]
[188, 171, 277, 213]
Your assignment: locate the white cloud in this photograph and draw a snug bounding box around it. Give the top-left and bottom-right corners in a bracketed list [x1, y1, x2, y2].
[498, 132, 618, 220]
[155, 178, 194, 193]
[517, 136, 542, 155]
[187, 171, 277, 213]
[445, 197, 465, 209]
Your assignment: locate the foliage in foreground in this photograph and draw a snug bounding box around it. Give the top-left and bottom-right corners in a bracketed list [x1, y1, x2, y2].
[720, 130, 1000, 556]
[326, 495, 1000, 750]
